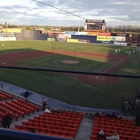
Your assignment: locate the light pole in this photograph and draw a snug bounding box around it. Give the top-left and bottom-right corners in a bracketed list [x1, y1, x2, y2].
[78, 0, 81, 32]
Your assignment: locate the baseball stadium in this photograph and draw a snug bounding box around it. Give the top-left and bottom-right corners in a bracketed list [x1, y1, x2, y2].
[0, 1, 140, 140]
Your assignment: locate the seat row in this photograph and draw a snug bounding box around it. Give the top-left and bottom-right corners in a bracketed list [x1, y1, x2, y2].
[0, 91, 12, 100]
[91, 134, 140, 140]
[31, 118, 80, 125]
[22, 121, 79, 129]
[14, 110, 82, 138]
[0, 106, 19, 120]
[6, 101, 34, 114]
[15, 99, 39, 112]
[35, 115, 81, 122]
[92, 127, 140, 137]
[0, 99, 40, 120]
[93, 125, 140, 132]
[93, 123, 139, 130]
[43, 111, 83, 118]
[91, 116, 140, 140]
[94, 116, 134, 124]
[0, 102, 27, 118]
[14, 125, 75, 139]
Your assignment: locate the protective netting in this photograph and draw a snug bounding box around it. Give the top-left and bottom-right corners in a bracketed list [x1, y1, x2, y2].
[0, 41, 140, 110]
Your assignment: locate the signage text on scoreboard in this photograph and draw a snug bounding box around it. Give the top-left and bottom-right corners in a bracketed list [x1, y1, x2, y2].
[85, 19, 105, 23]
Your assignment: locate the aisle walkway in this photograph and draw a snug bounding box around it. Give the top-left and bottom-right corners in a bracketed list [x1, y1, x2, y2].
[75, 116, 93, 140]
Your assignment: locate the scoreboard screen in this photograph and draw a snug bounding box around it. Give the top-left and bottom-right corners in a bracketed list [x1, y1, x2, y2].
[84, 19, 106, 31]
[87, 24, 102, 30]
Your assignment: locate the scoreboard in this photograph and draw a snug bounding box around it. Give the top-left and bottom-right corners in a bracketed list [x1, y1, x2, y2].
[87, 24, 102, 30]
[84, 19, 106, 31]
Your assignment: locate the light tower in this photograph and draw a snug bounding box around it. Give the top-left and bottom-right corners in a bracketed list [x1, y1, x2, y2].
[78, 0, 81, 32]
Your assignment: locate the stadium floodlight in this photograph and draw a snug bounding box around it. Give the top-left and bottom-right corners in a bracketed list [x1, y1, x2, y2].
[78, 0, 81, 32]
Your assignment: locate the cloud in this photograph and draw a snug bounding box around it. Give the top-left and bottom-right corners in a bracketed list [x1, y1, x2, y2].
[0, 0, 139, 27]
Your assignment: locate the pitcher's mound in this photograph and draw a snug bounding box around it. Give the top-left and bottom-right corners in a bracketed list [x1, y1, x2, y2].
[62, 60, 79, 64]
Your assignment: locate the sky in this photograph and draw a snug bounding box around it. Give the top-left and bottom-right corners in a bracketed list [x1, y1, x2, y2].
[0, 0, 140, 27]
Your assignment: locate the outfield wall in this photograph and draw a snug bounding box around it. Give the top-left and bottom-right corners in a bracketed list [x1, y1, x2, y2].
[16, 30, 48, 40]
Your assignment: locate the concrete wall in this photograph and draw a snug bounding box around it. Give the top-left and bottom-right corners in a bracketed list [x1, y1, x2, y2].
[16, 30, 48, 41]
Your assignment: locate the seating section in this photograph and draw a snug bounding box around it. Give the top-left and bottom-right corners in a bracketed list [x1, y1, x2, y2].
[0, 102, 19, 120]
[0, 98, 39, 122]
[91, 116, 140, 140]
[15, 99, 39, 112]
[15, 110, 83, 139]
[0, 90, 12, 100]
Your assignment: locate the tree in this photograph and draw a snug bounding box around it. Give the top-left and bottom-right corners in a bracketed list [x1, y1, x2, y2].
[110, 28, 114, 33]
[26, 26, 31, 30]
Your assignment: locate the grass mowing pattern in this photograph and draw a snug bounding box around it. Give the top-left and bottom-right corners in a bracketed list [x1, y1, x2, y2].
[0, 41, 140, 109]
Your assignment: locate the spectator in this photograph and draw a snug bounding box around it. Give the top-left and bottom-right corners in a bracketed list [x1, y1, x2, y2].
[97, 130, 106, 139]
[44, 108, 51, 113]
[100, 112, 105, 117]
[29, 128, 35, 133]
[53, 108, 58, 113]
[135, 98, 140, 105]
[136, 88, 140, 99]
[130, 101, 135, 116]
[107, 132, 120, 140]
[94, 111, 100, 117]
[110, 112, 117, 118]
[105, 113, 110, 117]
[24, 90, 30, 101]
[121, 100, 131, 116]
[117, 114, 122, 119]
[2, 112, 12, 128]
[135, 112, 140, 126]
[42, 97, 47, 111]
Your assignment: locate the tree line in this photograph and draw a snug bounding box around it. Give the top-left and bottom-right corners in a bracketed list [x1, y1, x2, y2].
[106, 25, 140, 33]
[0, 24, 140, 33]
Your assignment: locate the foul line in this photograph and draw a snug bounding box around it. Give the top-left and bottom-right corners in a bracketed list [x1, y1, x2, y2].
[103, 56, 128, 73]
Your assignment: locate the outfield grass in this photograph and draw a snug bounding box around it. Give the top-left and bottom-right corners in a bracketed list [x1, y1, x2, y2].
[0, 41, 140, 109]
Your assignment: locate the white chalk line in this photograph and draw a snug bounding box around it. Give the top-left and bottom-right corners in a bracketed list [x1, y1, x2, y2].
[103, 56, 128, 73]
[87, 56, 128, 82]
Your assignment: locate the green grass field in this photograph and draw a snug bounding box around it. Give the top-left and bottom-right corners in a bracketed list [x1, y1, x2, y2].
[0, 41, 140, 110]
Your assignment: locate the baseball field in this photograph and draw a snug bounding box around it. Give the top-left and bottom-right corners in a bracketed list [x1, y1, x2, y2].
[0, 40, 140, 109]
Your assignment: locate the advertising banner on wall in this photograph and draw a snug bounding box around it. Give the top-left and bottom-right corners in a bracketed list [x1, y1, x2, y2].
[64, 34, 71, 39]
[78, 40, 88, 43]
[75, 32, 87, 35]
[67, 39, 78, 43]
[47, 38, 56, 41]
[2, 28, 21, 33]
[111, 33, 127, 37]
[57, 38, 66, 42]
[0, 37, 16, 41]
[42, 30, 48, 34]
[58, 33, 73, 39]
[58, 34, 65, 39]
[114, 42, 127, 46]
[97, 36, 111, 41]
[64, 31, 87, 35]
[64, 31, 75, 34]
[0, 33, 15, 37]
[98, 32, 111, 36]
[111, 36, 126, 41]
[87, 32, 98, 36]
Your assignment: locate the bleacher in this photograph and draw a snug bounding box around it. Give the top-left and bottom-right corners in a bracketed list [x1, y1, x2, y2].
[0, 90, 12, 100]
[0, 91, 39, 123]
[2, 89, 140, 140]
[91, 116, 140, 140]
[15, 110, 83, 139]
